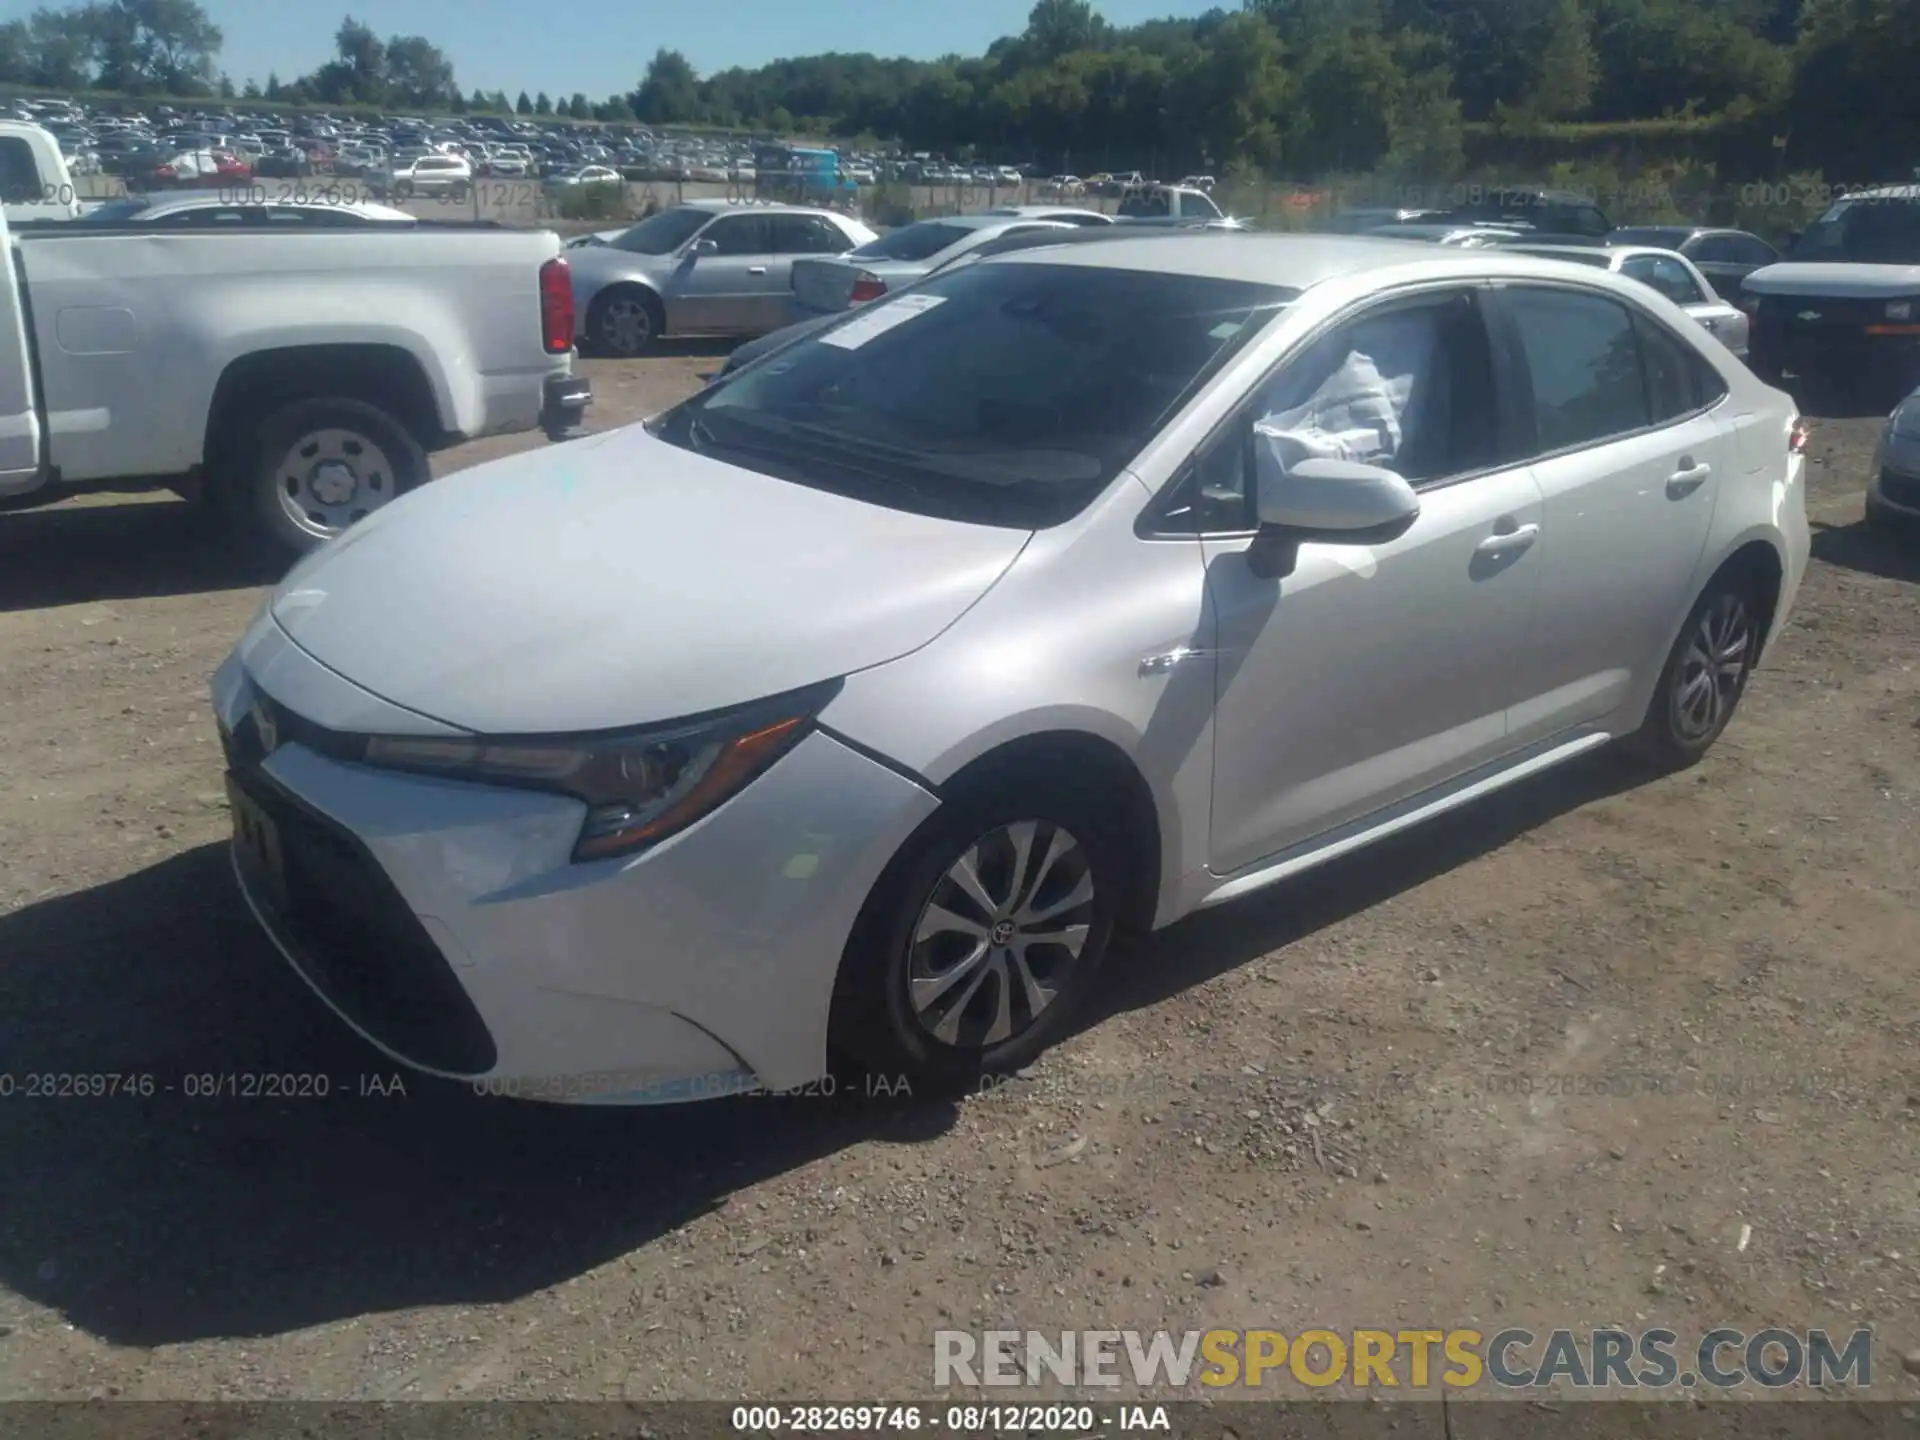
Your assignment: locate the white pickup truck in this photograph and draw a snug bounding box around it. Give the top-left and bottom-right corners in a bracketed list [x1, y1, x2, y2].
[0, 118, 86, 222]
[0, 131, 592, 558]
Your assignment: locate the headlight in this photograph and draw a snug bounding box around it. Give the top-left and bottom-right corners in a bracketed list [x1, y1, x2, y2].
[360, 679, 842, 862]
[1890, 394, 1920, 439]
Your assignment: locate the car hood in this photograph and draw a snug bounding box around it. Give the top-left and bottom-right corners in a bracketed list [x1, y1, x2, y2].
[267, 425, 1032, 734]
[1742, 262, 1920, 297]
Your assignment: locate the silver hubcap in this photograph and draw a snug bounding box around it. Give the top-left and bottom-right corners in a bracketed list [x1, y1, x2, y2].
[1673, 594, 1752, 741]
[907, 821, 1094, 1049]
[276, 428, 398, 539]
[600, 297, 652, 355]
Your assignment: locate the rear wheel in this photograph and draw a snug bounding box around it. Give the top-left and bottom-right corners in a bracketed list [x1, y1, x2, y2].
[829, 773, 1132, 1090]
[231, 397, 428, 561]
[1627, 576, 1761, 770]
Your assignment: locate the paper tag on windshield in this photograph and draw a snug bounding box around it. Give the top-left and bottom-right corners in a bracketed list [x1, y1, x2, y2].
[818, 293, 947, 349]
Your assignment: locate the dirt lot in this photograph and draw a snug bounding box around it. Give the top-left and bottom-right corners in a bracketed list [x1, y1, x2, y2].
[1, 352, 1916, 1404]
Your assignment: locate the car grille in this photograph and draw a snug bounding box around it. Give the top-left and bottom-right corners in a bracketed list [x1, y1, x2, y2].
[1880, 468, 1920, 509]
[1752, 294, 1920, 374]
[224, 703, 498, 1076]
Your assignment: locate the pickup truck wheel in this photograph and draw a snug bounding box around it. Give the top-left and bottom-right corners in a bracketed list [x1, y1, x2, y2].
[589, 287, 662, 357]
[241, 398, 428, 558]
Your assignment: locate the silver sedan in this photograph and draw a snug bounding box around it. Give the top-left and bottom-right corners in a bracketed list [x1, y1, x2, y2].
[568, 201, 877, 356]
[1502, 243, 1751, 355]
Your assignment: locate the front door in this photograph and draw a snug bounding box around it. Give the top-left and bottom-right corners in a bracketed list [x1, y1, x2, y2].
[1201, 287, 1546, 874]
[1489, 285, 1732, 743]
[668, 212, 780, 334]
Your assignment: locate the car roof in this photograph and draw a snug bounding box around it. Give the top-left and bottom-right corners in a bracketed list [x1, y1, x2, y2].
[988, 205, 1110, 220]
[1829, 184, 1920, 202]
[986, 231, 1692, 292]
[677, 198, 847, 216]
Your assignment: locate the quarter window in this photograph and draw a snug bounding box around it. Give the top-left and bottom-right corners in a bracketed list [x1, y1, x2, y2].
[1503, 287, 1649, 452]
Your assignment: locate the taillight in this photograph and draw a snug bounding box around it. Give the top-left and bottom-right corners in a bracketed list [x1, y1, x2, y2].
[848, 273, 887, 304]
[155, 163, 175, 178]
[1788, 416, 1810, 454]
[539, 256, 574, 354]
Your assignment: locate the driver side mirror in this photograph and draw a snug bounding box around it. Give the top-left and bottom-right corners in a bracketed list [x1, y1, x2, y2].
[686, 236, 718, 257]
[1254, 454, 1421, 540]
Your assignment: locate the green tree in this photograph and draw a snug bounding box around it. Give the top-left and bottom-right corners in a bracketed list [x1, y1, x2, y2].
[568, 92, 590, 118]
[632, 47, 699, 123]
[385, 34, 454, 106]
[534, 90, 552, 114]
[515, 90, 532, 115]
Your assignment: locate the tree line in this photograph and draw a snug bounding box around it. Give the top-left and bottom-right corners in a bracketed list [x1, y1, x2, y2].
[1, 0, 1913, 175]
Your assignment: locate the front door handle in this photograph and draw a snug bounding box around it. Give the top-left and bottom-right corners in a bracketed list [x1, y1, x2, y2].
[747, 265, 768, 274]
[1667, 458, 1712, 496]
[1474, 522, 1539, 557]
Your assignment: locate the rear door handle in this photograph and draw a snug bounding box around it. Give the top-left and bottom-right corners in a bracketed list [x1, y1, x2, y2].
[747, 265, 768, 274]
[1475, 522, 1539, 557]
[1667, 459, 1711, 496]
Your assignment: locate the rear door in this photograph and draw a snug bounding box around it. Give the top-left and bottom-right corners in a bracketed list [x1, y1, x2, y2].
[0, 209, 43, 489]
[764, 213, 855, 330]
[670, 212, 777, 333]
[1489, 284, 1735, 744]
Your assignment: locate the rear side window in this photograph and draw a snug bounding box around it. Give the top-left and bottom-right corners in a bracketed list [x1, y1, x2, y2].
[1503, 287, 1649, 452]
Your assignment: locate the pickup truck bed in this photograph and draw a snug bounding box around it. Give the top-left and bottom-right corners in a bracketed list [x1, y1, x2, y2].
[1, 215, 591, 558]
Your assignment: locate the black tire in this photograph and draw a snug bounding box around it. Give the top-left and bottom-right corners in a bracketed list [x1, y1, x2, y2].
[1626, 574, 1763, 770]
[589, 286, 664, 358]
[829, 770, 1134, 1091]
[229, 397, 428, 562]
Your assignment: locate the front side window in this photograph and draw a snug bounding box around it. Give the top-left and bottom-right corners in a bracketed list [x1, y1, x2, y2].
[703, 214, 772, 255]
[1503, 286, 1650, 453]
[611, 206, 712, 254]
[1156, 291, 1500, 533]
[1253, 291, 1500, 485]
[653, 261, 1294, 528]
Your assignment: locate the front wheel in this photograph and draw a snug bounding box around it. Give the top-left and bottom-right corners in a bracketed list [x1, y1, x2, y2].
[233, 397, 428, 561]
[589, 288, 662, 358]
[1627, 577, 1761, 770]
[830, 775, 1132, 1090]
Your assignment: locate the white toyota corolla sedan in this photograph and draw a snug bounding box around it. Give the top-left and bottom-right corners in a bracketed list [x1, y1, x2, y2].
[212, 234, 1811, 1103]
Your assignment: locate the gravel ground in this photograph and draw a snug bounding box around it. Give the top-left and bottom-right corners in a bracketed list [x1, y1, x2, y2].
[0, 354, 1916, 1402]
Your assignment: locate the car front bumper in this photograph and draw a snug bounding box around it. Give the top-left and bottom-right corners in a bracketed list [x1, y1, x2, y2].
[210, 624, 939, 1102]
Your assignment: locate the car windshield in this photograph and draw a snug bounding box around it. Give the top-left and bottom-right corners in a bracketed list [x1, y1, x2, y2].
[1790, 198, 1920, 263]
[849, 221, 975, 262]
[611, 206, 712, 254]
[652, 261, 1295, 528]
